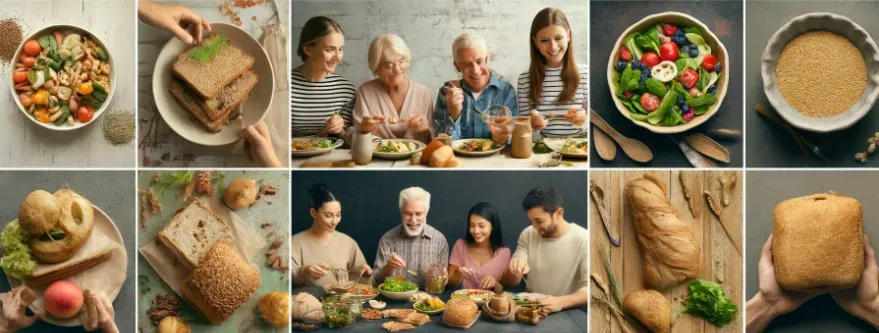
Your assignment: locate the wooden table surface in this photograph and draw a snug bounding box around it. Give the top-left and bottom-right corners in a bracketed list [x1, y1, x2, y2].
[136, 170, 290, 333]
[292, 148, 588, 169]
[0, 0, 135, 167]
[589, 170, 743, 333]
[137, 0, 289, 167]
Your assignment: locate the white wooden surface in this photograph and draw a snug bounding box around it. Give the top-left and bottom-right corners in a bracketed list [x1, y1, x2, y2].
[137, 0, 289, 167]
[291, 148, 588, 169]
[0, 0, 136, 167]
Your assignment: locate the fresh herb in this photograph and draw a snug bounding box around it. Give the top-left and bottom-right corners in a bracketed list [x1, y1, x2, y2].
[189, 35, 228, 63]
[533, 142, 553, 154]
[379, 279, 417, 292]
[683, 279, 738, 326]
[415, 301, 443, 312]
[157, 171, 194, 196]
[0, 220, 35, 279]
[315, 139, 334, 149]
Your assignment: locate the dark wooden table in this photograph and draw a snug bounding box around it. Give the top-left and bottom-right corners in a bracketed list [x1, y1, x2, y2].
[589, 0, 743, 168]
[746, 1, 879, 167]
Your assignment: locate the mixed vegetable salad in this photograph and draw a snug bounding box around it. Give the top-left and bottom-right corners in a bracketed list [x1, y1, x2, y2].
[12, 29, 111, 127]
[379, 278, 418, 292]
[613, 22, 722, 126]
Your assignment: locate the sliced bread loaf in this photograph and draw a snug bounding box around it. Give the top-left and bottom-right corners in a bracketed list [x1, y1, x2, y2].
[169, 71, 258, 132]
[172, 34, 254, 100]
[198, 71, 259, 121]
[157, 199, 230, 269]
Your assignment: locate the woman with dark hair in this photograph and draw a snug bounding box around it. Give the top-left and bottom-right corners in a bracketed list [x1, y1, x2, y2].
[292, 183, 372, 286]
[291, 16, 356, 139]
[448, 202, 511, 290]
[517, 8, 588, 139]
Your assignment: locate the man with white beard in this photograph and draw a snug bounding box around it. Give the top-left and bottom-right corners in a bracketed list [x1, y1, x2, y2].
[374, 187, 449, 289]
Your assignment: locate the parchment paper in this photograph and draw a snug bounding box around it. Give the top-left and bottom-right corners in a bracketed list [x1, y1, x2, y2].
[138, 196, 266, 300]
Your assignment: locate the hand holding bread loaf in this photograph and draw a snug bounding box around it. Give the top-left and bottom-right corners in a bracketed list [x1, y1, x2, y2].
[624, 175, 700, 290]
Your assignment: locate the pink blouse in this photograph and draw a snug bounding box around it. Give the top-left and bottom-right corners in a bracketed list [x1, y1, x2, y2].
[353, 79, 435, 142]
[449, 239, 511, 289]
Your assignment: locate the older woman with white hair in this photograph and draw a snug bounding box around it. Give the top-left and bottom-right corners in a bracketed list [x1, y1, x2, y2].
[373, 187, 449, 288]
[354, 34, 435, 144]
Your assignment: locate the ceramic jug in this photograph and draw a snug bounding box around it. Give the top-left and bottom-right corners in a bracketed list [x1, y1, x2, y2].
[352, 132, 377, 165]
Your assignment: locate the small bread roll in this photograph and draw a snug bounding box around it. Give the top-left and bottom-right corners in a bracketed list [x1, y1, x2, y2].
[624, 289, 670, 333]
[18, 190, 60, 235]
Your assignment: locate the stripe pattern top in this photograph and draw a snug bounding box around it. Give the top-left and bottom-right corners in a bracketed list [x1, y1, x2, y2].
[517, 64, 588, 138]
[290, 69, 356, 137]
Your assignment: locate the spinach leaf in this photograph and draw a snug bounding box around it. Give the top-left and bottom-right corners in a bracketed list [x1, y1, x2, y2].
[661, 105, 684, 126]
[686, 93, 717, 107]
[695, 105, 710, 115]
[631, 95, 649, 114]
[683, 27, 701, 35]
[629, 111, 648, 121]
[648, 90, 678, 125]
[624, 33, 644, 60]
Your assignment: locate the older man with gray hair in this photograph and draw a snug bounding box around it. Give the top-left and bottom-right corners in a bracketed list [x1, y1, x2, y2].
[374, 187, 449, 288]
[434, 33, 518, 144]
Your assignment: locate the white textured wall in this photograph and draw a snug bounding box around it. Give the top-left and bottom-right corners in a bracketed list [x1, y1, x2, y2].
[292, 0, 588, 96]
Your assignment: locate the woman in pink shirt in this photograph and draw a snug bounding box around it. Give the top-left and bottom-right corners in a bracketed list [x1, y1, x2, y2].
[448, 202, 512, 290]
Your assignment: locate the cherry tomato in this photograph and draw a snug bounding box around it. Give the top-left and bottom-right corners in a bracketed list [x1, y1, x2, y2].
[640, 52, 660, 68]
[659, 42, 679, 61]
[23, 40, 41, 57]
[619, 46, 632, 61]
[640, 93, 660, 112]
[12, 71, 28, 83]
[663, 24, 677, 37]
[77, 106, 94, 123]
[701, 54, 718, 71]
[679, 68, 700, 89]
[19, 55, 35, 68]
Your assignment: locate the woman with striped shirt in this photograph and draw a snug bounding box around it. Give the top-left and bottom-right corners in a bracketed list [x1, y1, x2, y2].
[291, 16, 356, 139]
[518, 8, 588, 138]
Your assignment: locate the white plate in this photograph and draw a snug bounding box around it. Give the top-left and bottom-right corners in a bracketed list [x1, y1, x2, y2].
[544, 138, 589, 158]
[8, 205, 126, 327]
[8, 24, 117, 131]
[152, 23, 274, 146]
[291, 137, 344, 157]
[373, 139, 426, 160]
[413, 301, 444, 315]
[451, 289, 493, 306]
[452, 139, 505, 157]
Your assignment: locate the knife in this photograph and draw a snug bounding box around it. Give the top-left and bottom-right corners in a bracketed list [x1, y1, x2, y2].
[589, 181, 620, 247]
[670, 136, 716, 168]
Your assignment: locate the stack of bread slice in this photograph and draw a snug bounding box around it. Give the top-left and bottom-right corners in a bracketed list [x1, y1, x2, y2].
[169, 34, 258, 133]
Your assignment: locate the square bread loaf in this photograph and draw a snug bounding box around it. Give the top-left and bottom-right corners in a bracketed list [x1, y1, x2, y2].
[773, 191, 864, 292]
[182, 240, 260, 324]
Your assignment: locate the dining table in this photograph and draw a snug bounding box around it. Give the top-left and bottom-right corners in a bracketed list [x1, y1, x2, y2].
[291, 147, 588, 169]
[291, 284, 587, 332]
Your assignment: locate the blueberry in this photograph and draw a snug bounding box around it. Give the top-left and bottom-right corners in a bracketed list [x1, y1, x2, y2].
[676, 28, 684, 36]
[689, 48, 698, 57]
[714, 63, 722, 73]
[640, 63, 648, 70]
[682, 105, 690, 112]
[643, 69, 651, 77]
[677, 96, 685, 105]
[681, 45, 690, 54]
[708, 86, 716, 94]
[690, 44, 697, 50]
[616, 61, 625, 71]
[633, 59, 641, 68]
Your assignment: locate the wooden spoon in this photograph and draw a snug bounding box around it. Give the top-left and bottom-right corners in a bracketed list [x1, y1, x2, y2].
[591, 125, 617, 161]
[589, 110, 653, 163]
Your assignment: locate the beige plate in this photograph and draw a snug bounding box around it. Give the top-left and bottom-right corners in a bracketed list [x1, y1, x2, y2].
[543, 138, 589, 158]
[451, 289, 492, 306]
[413, 301, 444, 315]
[8, 206, 126, 327]
[373, 139, 426, 160]
[152, 23, 275, 146]
[291, 137, 344, 157]
[452, 139, 505, 157]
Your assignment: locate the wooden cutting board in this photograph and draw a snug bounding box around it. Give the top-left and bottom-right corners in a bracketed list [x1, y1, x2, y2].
[589, 170, 743, 333]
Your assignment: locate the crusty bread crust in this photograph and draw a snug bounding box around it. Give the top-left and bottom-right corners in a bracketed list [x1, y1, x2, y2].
[26, 248, 112, 286]
[624, 289, 670, 333]
[773, 192, 864, 292]
[157, 199, 230, 269]
[172, 35, 255, 100]
[182, 241, 260, 324]
[169, 72, 258, 133]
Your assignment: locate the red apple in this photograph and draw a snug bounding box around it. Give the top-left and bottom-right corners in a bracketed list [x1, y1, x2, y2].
[44, 280, 83, 319]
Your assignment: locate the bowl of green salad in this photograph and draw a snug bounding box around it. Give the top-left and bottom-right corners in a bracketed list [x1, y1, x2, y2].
[379, 278, 419, 301]
[607, 12, 729, 134]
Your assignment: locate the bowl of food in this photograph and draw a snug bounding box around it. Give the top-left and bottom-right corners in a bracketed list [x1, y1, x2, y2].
[9, 25, 116, 131]
[378, 278, 419, 301]
[373, 139, 426, 160]
[414, 296, 446, 315]
[762, 12, 879, 132]
[607, 12, 729, 134]
[451, 289, 493, 306]
[452, 139, 505, 156]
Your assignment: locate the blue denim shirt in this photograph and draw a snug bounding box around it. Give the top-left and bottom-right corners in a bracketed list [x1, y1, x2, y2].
[433, 74, 518, 140]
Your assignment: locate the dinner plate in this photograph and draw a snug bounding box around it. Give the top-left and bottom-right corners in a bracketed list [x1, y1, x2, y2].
[452, 289, 493, 306]
[152, 23, 274, 146]
[291, 137, 344, 157]
[372, 139, 426, 160]
[413, 301, 445, 315]
[8, 205, 126, 327]
[452, 139, 505, 157]
[544, 138, 589, 159]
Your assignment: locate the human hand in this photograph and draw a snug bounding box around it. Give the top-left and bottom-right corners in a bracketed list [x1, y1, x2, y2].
[359, 115, 385, 134]
[831, 236, 879, 328]
[444, 80, 464, 120]
[564, 107, 587, 126]
[529, 109, 547, 131]
[323, 114, 345, 135]
[480, 276, 498, 290]
[0, 285, 42, 332]
[489, 117, 512, 145]
[304, 263, 330, 280]
[756, 234, 817, 316]
[509, 258, 530, 277]
[82, 291, 118, 333]
[406, 114, 430, 134]
[538, 295, 563, 313]
[386, 252, 407, 270]
[137, 0, 210, 45]
[360, 263, 374, 278]
[241, 121, 281, 167]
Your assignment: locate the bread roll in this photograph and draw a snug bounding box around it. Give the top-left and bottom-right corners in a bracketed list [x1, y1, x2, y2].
[18, 190, 60, 235]
[773, 191, 863, 292]
[623, 289, 670, 333]
[442, 297, 477, 327]
[624, 175, 700, 290]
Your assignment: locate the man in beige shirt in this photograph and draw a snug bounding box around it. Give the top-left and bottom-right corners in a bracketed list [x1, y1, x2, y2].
[502, 186, 588, 312]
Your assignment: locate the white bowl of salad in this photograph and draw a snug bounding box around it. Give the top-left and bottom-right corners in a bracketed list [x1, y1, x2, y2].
[607, 12, 729, 134]
[9, 24, 115, 131]
[378, 278, 419, 301]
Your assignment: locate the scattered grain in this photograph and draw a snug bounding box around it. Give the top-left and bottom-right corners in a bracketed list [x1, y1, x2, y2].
[0, 18, 23, 64]
[101, 110, 135, 146]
